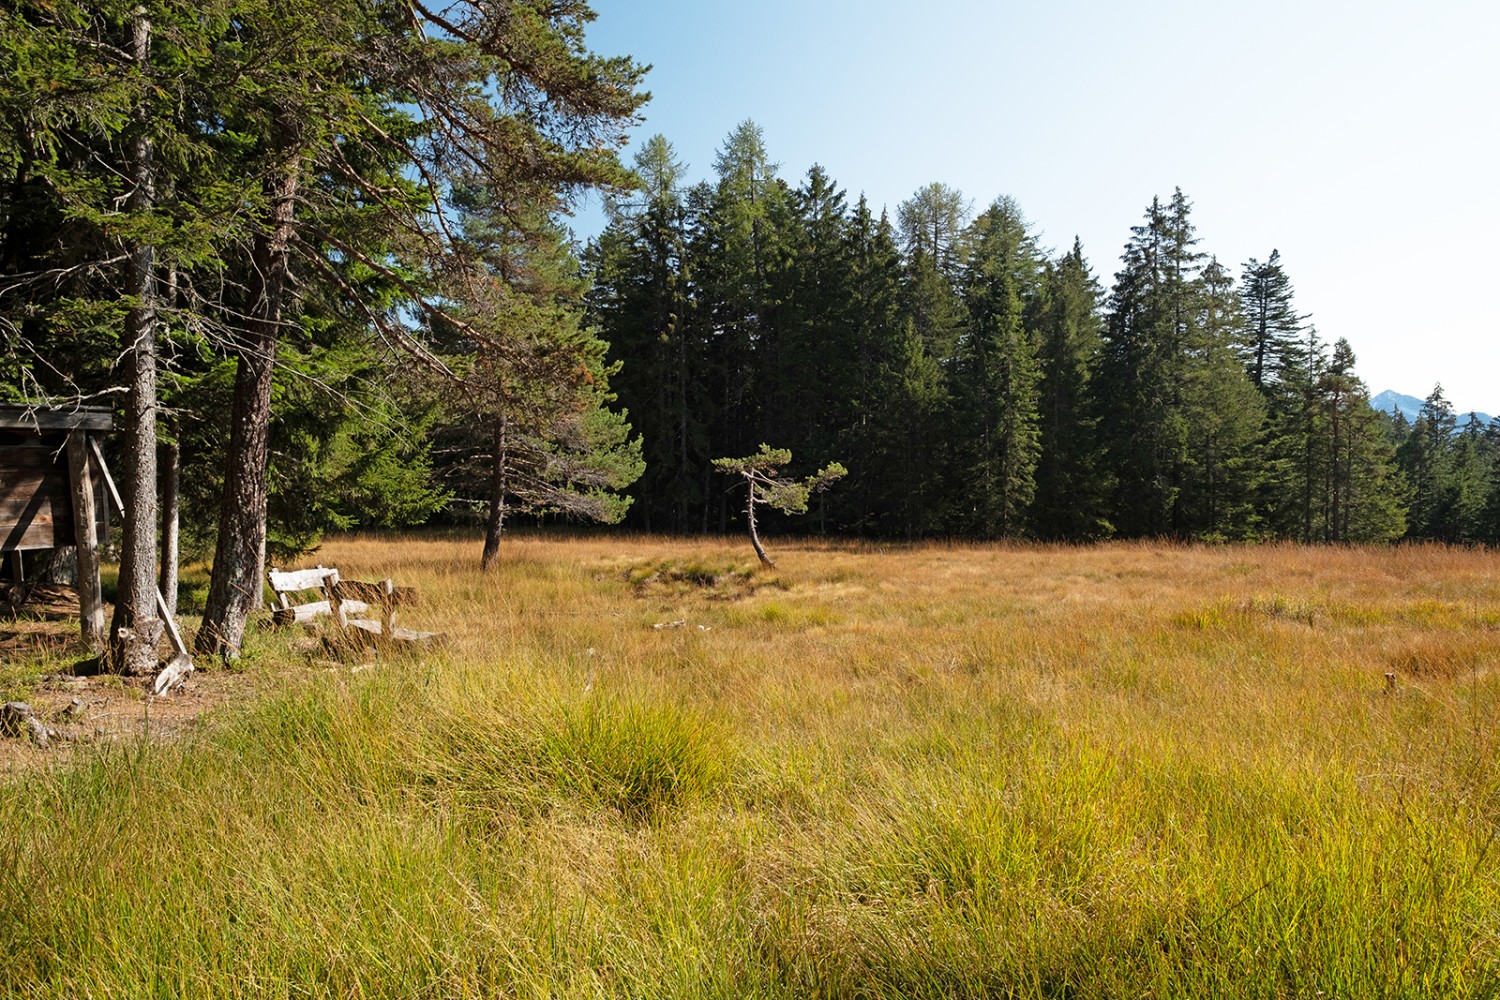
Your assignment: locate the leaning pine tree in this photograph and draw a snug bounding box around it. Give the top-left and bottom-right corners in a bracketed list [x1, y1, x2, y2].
[714, 445, 846, 568]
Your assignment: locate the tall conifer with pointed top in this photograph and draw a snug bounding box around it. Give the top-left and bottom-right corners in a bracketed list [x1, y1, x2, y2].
[1034, 239, 1108, 539]
[953, 196, 1042, 537]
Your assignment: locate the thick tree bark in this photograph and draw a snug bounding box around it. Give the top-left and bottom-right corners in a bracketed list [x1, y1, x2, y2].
[109, 10, 162, 675]
[480, 415, 508, 571]
[158, 425, 180, 618]
[196, 124, 301, 659]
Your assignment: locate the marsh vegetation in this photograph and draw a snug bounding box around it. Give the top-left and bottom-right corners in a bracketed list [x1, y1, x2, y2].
[1, 535, 1497, 997]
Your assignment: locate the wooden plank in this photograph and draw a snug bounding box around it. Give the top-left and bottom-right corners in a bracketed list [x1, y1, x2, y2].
[270, 598, 371, 626]
[0, 484, 72, 519]
[88, 436, 124, 514]
[1, 490, 69, 552]
[0, 446, 65, 470]
[333, 578, 395, 605]
[0, 497, 72, 534]
[0, 406, 113, 432]
[346, 620, 438, 644]
[66, 433, 104, 652]
[153, 652, 193, 696]
[268, 566, 339, 593]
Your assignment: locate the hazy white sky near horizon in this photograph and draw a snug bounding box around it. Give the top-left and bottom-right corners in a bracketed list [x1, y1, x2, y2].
[571, 0, 1498, 414]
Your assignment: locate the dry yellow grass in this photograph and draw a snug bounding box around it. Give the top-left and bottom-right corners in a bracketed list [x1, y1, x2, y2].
[1, 533, 1497, 997]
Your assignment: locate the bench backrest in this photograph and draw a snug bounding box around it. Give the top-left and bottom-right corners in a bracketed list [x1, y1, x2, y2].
[267, 566, 397, 632]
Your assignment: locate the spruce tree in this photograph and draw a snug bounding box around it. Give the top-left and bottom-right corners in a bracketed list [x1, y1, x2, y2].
[1239, 250, 1308, 394]
[1178, 257, 1264, 539]
[1096, 191, 1201, 536]
[840, 201, 945, 536]
[953, 197, 1042, 537]
[586, 136, 706, 532]
[1319, 339, 1406, 541]
[1033, 239, 1109, 540]
[775, 164, 855, 488]
[695, 121, 793, 528]
[1398, 385, 1459, 539]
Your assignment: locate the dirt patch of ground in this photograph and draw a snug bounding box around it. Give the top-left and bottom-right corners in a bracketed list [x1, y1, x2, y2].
[0, 584, 255, 775]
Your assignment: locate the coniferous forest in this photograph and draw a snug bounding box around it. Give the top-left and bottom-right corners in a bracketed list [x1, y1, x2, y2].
[586, 124, 1495, 546]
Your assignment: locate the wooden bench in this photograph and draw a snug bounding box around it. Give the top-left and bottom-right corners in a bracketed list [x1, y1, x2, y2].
[267, 566, 436, 645]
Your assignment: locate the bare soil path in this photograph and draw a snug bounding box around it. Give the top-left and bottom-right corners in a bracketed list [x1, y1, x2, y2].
[0, 584, 250, 774]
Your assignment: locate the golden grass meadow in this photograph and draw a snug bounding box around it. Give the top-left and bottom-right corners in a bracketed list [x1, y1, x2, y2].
[2, 534, 1498, 997]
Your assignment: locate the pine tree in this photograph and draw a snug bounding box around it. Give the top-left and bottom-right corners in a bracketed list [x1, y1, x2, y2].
[191, 0, 648, 655]
[434, 195, 642, 570]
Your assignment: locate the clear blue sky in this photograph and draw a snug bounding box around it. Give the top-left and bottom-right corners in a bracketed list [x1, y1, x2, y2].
[572, 0, 1499, 414]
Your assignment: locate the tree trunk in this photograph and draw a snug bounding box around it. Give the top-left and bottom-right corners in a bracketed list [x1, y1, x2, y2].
[745, 489, 774, 568]
[109, 9, 162, 676]
[480, 415, 508, 571]
[196, 123, 300, 659]
[159, 424, 180, 617]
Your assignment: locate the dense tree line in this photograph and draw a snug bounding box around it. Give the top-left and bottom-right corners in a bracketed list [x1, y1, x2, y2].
[587, 123, 1500, 545]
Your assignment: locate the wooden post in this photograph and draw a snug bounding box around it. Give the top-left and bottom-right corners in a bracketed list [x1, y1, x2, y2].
[66, 432, 105, 652]
[6, 551, 21, 585]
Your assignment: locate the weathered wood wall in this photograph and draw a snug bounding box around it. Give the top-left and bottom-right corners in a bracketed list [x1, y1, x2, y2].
[0, 407, 112, 557]
[0, 439, 81, 552]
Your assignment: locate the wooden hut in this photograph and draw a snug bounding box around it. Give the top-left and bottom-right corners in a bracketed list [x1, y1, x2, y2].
[0, 405, 111, 650]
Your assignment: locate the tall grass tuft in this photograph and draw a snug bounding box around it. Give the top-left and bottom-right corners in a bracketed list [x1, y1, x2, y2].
[426, 691, 727, 823]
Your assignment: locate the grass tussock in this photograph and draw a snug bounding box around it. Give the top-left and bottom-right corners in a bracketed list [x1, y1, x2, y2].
[0, 534, 1498, 997]
[425, 691, 726, 823]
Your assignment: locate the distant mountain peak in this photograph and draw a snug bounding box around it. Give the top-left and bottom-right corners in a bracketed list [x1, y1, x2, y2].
[1372, 390, 1492, 426]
